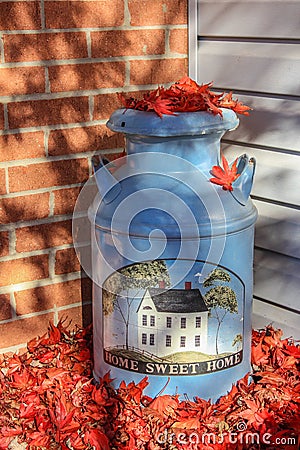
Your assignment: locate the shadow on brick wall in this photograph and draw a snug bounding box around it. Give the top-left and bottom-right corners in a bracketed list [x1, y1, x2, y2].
[0, 0, 189, 348]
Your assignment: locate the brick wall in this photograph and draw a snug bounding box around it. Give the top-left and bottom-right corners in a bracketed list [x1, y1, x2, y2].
[0, 0, 188, 352]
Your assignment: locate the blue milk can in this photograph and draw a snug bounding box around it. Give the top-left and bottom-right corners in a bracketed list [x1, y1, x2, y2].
[89, 108, 257, 402]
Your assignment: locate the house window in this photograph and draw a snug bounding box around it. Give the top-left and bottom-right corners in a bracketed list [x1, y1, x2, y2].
[150, 334, 155, 345]
[195, 335, 201, 347]
[150, 315, 155, 327]
[142, 333, 147, 345]
[180, 317, 186, 328]
[195, 317, 201, 328]
[166, 335, 172, 347]
[180, 336, 186, 347]
[142, 315, 147, 326]
[166, 317, 172, 328]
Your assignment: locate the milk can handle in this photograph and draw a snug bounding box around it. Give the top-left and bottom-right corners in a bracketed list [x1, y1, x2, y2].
[231, 154, 256, 205]
[92, 156, 122, 204]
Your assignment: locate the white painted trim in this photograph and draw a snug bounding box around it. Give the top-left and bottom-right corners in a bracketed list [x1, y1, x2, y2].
[188, 0, 198, 80]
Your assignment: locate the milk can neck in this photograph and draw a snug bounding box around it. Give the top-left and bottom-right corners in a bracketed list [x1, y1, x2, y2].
[125, 133, 223, 170]
[106, 109, 239, 170]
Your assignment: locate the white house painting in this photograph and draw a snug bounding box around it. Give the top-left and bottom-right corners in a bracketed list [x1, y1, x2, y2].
[136, 281, 209, 358]
[102, 259, 245, 373]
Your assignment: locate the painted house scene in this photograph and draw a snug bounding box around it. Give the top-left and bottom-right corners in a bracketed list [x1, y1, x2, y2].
[137, 281, 209, 360]
[102, 260, 244, 365]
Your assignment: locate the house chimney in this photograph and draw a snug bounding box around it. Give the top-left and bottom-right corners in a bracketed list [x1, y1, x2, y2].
[159, 280, 165, 289]
[185, 281, 191, 290]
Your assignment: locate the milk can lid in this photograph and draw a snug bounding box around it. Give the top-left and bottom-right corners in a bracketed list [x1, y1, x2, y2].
[106, 108, 239, 137]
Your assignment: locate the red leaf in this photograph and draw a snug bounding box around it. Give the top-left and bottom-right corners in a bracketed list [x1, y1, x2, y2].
[0, 437, 11, 450]
[0, 426, 22, 437]
[149, 394, 178, 417]
[210, 155, 240, 191]
[119, 77, 251, 117]
[84, 428, 110, 450]
[28, 431, 51, 447]
[10, 368, 35, 389]
[172, 416, 200, 429]
[283, 344, 300, 358]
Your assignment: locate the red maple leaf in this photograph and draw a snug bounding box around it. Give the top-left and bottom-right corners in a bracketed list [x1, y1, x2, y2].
[28, 431, 51, 447]
[10, 368, 35, 389]
[84, 428, 110, 450]
[210, 154, 240, 191]
[118, 77, 251, 117]
[149, 394, 178, 417]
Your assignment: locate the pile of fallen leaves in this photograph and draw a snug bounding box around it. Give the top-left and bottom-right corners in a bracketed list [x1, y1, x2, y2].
[119, 76, 251, 118]
[0, 321, 299, 449]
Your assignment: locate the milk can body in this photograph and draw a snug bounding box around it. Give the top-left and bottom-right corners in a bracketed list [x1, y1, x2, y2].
[89, 109, 257, 401]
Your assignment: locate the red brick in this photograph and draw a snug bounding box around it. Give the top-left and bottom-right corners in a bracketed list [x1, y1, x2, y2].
[8, 158, 89, 193]
[169, 28, 188, 54]
[55, 247, 80, 275]
[49, 62, 126, 93]
[0, 2, 41, 31]
[0, 168, 6, 194]
[0, 313, 54, 349]
[129, 0, 187, 26]
[54, 186, 82, 216]
[0, 104, 4, 130]
[48, 125, 123, 156]
[45, 0, 124, 29]
[130, 58, 188, 85]
[93, 90, 149, 121]
[4, 32, 88, 63]
[91, 30, 165, 58]
[58, 303, 92, 329]
[16, 220, 73, 253]
[0, 231, 9, 257]
[0, 193, 49, 224]
[0, 255, 49, 288]
[15, 278, 92, 315]
[0, 132, 45, 163]
[8, 97, 90, 129]
[93, 93, 124, 121]
[0, 294, 11, 321]
[0, 67, 45, 96]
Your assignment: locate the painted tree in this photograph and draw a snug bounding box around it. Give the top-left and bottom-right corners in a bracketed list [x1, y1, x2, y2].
[232, 333, 243, 351]
[103, 260, 170, 349]
[203, 268, 238, 355]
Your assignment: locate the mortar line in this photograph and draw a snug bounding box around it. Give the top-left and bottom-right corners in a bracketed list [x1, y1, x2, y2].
[40, 0, 46, 29]
[8, 228, 16, 255]
[0, 272, 84, 296]
[0, 150, 109, 168]
[125, 60, 131, 86]
[0, 33, 4, 63]
[0, 119, 108, 133]
[88, 95, 94, 122]
[1, 25, 187, 35]
[4, 166, 9, 194]
[124, 0, 131, 27]
[48, 249, 56, 279]
[44, 66, 51, 93]
[165, 27, 171, 55]
[3, 103, 9, 130]
[86, 30, 92, 58]
[0, 81, 175, 103]
[0, 214, 77, 232]
[44, 128, 49, 157]
[9, 291, 17, 320]
[0, 53, 184, 69]
[49, 190, 55, 216]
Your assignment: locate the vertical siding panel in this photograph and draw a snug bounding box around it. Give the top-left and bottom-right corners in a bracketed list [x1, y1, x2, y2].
[191, 0, 300, 337]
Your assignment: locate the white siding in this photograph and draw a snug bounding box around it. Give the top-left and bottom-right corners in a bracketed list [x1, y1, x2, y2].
[189, 0, 300, 338]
